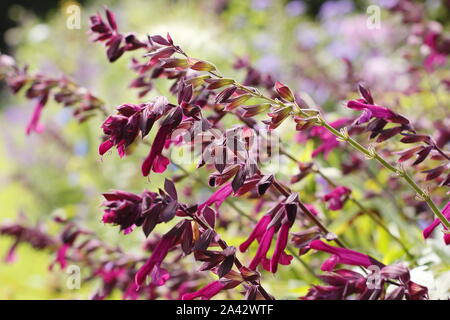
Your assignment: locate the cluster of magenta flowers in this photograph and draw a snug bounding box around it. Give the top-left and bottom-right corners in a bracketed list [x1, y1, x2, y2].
[0, 55, 105, 135]
[302, 240, 428, 300]
[1, 5, 449, 300]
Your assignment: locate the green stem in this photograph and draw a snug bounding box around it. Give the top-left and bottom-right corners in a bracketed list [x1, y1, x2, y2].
[319, 118, 450, 230]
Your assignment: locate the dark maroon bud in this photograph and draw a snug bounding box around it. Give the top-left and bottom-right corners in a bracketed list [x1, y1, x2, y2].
[181, 221, 193, 255]
[390, 114, 410, 125]
[61, 225, 80, 244]
[395, 146, 423, 162]
[117, 103, 140, 116]
[164, 178, 178, 200]
[177, 82, 193, 104]
[90, 18, 109, 33]
[124, 34, 146, 50]
[291, 226, 321, 249]
[294, 116, 316, 131]
[231, 166, 247, 192]
[165, 219, 190, 239]
[150, 35, 172, 46]
[266, 106, 292, 129]
[215, 86, 237, 104]
[101, 190, 145, 233]
[105, 8, 118, 31]
[412, 146, 432, 165]
[400, 133, 431, 144]
[241, 103, 271, 117]
[367, 118, 387, 133]
[185, 204, 198, 215]
[142, 208, 159, 238]
[257, 174, 274, 195]
[358, 84, 374, 104]
[218, 254, 235, 278]
[190, 61, 216, 72]
[106, 35, 124, 62]
[240, 267, 260, 282]
[291, 171, 309, 183]
[193, 229, 215, 251]
[198, 255, 224, 271]
[202, 206, 216, 229]
[422, 165, 447, 180]
[376, 126, 403, 142]
[160, 58, 189, 69]
[275, 81, 295, 102]
[145, 47, 176, 65]
[225, 94, 252, 111]
[159, 200, 178, 222]
[205, 78, 235, 90]
[151, 67, 164, 78]
[267, 207, 285, 230]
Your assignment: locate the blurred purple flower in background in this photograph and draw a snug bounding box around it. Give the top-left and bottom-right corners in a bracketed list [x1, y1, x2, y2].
[256, 55, 281, 75]
[295, 25, 320, 49]
[319, 0, 354, 20]
[285, 1, 306, 17]
[252, 0, 272, 11]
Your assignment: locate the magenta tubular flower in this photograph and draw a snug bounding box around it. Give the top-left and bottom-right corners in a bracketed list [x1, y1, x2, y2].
[26, 94, 48, 135]
[240, 205, 294, 272]
[309, 240, 384, 271]
[346, 99, 409, 125]
[141, 107, 182, 176]
[323, 186, 351, 211]
[198, 183, 233, 211]
[4, 242, 18, 263]
[182, 279, 240, 300]
[101, 191, 143, 233]
[261, 251, 293, 272]
[135, 220, 188, 287]
[423, 201, 450, 245]
[50, 243, 69, 270]
[135, 235, 173, 287]
[270, 223, 290, 273]
[181, 280, 226, 300]
[239, 215, 271, 252]
[248, 225, 276, 270]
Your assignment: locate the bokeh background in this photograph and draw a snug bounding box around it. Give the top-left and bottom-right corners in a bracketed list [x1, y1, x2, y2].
[1, 0, 449, 299]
